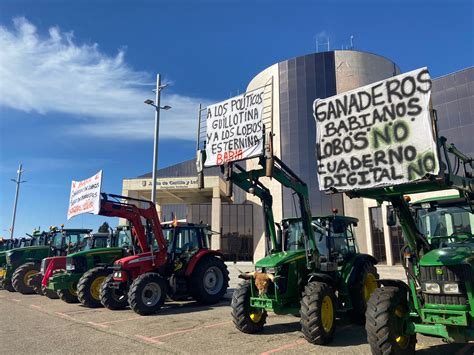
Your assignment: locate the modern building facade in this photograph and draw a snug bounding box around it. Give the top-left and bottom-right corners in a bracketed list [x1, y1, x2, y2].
[122, 50, 473, 264]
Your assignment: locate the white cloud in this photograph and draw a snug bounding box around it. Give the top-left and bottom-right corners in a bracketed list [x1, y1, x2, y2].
[0, 18, 211, 140]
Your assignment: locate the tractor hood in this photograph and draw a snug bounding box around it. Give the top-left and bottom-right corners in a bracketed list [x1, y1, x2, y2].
[7, 246, 50, 254]
[114, 252, 154, 267]
[68, 247, 122, 258]
[420, 241, 474, 267]
[255, 250, 306, 268]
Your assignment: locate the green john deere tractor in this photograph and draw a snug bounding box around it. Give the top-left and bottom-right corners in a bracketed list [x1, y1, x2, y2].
[339, 133, 474, 352]
[0, 227, 91, 294]
[47, 225, 135, 306]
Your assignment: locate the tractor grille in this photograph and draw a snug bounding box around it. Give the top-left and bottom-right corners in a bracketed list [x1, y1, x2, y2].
[419, 265, 470, 305]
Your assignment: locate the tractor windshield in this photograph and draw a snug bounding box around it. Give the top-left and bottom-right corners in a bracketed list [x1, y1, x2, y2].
[418, 204, 474, 247]
[282, 219, 328, 254]
[116, 230, 132, 248]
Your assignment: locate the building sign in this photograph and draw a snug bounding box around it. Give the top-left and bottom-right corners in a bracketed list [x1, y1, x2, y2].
[67, 170, 102, 219]
[204, 87, 265, 167]
[141, 177, 199, 189]
[313, 67, 439, 191]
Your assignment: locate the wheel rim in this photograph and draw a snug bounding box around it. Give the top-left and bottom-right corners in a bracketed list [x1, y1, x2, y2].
[23, 270, 39, 286]
[321, 295, 334, 333]
[141, 282, 162, 307]
[363, 273, 378, 302]
[91, 276, 106, 300]
[203, 266, 224, 295]
[249, 309, 263, 323]
[393, 305, 409, 349]
[69, 283, 78, 297]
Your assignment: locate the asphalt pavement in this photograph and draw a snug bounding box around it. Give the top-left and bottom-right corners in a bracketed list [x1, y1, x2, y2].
[0, 264, 472, 354]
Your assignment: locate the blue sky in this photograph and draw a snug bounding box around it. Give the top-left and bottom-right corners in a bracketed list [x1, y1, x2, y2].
[0, 0, 473, 237]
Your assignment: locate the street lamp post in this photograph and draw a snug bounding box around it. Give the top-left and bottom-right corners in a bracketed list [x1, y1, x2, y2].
[10, 163, 26, 239]
[144, 74, 171, 205]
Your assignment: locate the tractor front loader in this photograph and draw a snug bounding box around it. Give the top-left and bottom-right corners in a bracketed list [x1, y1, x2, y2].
[335, 119, 474, 353]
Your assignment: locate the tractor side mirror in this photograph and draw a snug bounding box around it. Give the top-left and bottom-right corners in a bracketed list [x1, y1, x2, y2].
[275, 223, 282, 248]
[387, 208, 397, 227]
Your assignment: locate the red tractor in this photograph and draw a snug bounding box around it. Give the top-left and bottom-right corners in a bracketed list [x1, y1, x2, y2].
[96, 193, 229, 315]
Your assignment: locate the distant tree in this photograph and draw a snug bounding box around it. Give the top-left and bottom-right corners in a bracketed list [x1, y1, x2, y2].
[98, 222, 110, 233]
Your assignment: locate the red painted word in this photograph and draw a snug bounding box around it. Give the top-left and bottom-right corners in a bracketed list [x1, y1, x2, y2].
[216, 150, 243, 165]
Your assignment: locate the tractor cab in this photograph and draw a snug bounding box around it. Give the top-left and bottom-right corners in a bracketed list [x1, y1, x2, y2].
[162, 222, 211, 273]
[281, 214, 359, 265]
[412, 195, 474, 248]
[49, 228, 92, 256]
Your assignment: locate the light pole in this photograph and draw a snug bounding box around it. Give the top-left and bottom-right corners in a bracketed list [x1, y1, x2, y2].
[10, 163, 26, 239]
[144, 73, 171, 205]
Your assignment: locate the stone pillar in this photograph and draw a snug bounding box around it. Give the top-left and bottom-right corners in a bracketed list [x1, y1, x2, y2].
[211, 187, 222, 250]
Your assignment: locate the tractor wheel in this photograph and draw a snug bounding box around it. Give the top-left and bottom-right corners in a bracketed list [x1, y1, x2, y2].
[77, 267, 110, 308]
[42, 286, 59, 299]
[58, 286, 79, 303]
[31, 273, 44, 295]
[2, 278, 15, 292]
[12, 262, 40, 294]
[190, 257, 229, 304]
[366, 287, 415, 355]
[100, 274, 128, 310]
[128, 273, 166, 315]
[231, 280, 267, 333]
[300, 281, 336, 345]
[348, 261, 379, 324]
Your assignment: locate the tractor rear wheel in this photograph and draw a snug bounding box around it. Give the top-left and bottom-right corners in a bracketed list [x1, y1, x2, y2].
[2, 278, 15, 292]
[100, 274, 128, 310]
[190, 257, 229, 304]
[349, 261, 379, 324]
[58, 287, 79, 303]
[365, 286, 415, 355]
[231, 280, 267, 333]
[77, 267, 110, 308]
[12, 262, 40, 294]
[128, 273, 166, 315]
[31, 273, 44, 295]
[300, 281, 336, 345]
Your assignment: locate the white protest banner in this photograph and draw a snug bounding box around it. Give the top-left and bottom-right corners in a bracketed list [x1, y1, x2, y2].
[67, 170, 103, 220]
[205, 87, 265, 167]
[313, 67, 439, 191]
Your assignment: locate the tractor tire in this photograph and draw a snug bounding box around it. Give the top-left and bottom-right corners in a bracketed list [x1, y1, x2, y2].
[231, 280, 267, 333]
[190, 257, 229, 304]
[128, 273, 166, 316]
[300, 281, 336, 345]
[42, 286, 59, 299]
[58, 287, 79, 303]
[31, 273, 44, 295]
[100, 274, 128, 310]
[348, 261, 379, 324]
[2, 278, 15, 292]
[77, 267, 110, 308]
[365, 286, 416, 355]
[12, 262, 40, 294]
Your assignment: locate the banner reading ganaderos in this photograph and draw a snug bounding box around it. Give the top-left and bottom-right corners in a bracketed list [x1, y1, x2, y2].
[67, 170, 102, 220]
[313, 67, 439, 191]
[204, 88, 265, 167]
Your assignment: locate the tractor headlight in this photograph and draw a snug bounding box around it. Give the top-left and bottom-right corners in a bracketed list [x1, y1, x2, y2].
[443, 283, 460, 294]
[113, 271, 122, 278]
[423, 282, 441, 294]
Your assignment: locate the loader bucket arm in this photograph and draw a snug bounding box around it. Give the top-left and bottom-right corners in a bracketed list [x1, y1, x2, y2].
[98, 193, 167, 254]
